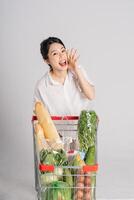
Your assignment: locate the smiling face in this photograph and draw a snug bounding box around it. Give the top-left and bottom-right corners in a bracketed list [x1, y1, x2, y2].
[46, 43, 68, 71]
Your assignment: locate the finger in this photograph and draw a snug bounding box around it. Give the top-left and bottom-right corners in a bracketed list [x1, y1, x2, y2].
[73, 49, 79, 61]
[70, 48, 74, 59]
[74, 54, 80, 62]
[72, 49, 77, 60]
[66, 49, 70, 55]
[67, 48, 70, 56]
[70, 48, 73, 54]
[66, 49, 71, 62]
[68, 48, 78, 61]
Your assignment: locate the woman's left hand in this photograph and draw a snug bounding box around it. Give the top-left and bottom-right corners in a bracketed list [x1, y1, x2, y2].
[67, 48, 80, 72]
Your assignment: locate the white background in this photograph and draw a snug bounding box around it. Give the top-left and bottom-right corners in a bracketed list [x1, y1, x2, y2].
[0, 0, 134, 199]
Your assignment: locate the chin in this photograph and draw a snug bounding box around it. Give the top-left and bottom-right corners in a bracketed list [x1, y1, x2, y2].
[60, 66, 68, 71]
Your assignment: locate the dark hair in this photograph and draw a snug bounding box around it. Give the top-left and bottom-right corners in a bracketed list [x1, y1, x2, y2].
[40, 37, 65, 70]
[40, 37, 65, 60]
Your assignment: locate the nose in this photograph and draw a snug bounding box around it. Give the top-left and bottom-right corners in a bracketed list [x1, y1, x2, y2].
[59, 52, 64, 58]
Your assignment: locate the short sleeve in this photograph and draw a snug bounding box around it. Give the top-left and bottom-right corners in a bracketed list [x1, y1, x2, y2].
[33, 88, 40, 103]
[33, 86, 42, 112]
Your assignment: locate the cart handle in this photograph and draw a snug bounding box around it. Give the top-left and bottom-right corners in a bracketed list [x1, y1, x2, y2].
[32, 115, 79, 121]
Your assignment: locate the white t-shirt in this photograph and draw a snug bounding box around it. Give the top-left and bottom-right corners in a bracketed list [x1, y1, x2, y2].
[33, 66, 94, 116]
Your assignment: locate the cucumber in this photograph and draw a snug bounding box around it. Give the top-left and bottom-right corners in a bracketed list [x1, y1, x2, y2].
[63, 168, 73, 187]
[84, 145, 96, 165]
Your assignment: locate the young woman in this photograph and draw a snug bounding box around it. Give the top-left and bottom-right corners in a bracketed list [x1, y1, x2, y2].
[33, 37, 95, 115]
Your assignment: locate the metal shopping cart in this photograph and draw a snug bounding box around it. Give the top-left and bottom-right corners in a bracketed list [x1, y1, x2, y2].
[32, 115, 98, 200]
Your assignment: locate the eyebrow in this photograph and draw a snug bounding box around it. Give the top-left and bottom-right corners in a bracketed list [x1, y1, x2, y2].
[50, 47, 65, 54]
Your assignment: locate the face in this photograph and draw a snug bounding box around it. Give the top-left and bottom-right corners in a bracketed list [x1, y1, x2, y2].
[46, 43, 68, 71]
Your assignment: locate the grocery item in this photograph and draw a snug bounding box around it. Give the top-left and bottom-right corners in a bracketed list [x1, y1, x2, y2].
[84, 145, 96, 165]
[39, 149, 67, 186]
[34, 123, 49, 151]
[40, 172, 58, 185]
[35, 102, 61, 141]
[74, 168, 84, 200]
[41, 181, 72, 200]
[40, 148, 68, 166]
[40, 166, 63, 186]
[63, 168, 73, 187]
[77, 110, 98, 200]
[71, 153, 85, 167]
[32, 110, 98, 200]
[78, 110, 98, 153]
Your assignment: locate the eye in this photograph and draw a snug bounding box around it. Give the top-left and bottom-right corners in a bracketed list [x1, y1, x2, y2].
[62, 49, 66, 53]
[53, 52, 58, 56]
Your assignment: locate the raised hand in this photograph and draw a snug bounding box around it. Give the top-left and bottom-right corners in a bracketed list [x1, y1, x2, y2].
[67, 48, 80, 71]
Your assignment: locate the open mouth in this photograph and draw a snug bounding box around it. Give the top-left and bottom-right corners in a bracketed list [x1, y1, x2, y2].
[59, 60, 67, 67]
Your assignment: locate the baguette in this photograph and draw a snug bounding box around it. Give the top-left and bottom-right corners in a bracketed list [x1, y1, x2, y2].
[34, 123, 49, 151]
[35, 101, 61, 142]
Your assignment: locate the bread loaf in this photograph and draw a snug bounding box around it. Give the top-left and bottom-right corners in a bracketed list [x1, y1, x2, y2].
[34, 123, 48, 151]
[35, 102, 61, 142]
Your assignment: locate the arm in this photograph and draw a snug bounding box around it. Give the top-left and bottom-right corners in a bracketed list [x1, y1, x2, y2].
[67, 48, 95, 100]
[73, 67, 95, 100]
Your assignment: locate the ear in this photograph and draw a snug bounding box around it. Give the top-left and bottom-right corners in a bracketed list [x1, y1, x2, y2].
[44, 59, 49, 65]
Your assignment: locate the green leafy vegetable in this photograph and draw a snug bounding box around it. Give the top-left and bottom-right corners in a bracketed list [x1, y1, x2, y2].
[78, 110, 98, 200]
[84, 145, 96, 165]
[63, 168, 73, 187]
[41, 181, 72, 200]
[40, 148, 68, 166]
[40, 173, 58, 185]
[40, 167, 63, 185]
[78, 110, 98, 153]
[39, 149, 68, 186]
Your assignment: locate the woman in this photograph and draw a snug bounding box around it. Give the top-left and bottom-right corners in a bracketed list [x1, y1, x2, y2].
[33, 37, 95, 115]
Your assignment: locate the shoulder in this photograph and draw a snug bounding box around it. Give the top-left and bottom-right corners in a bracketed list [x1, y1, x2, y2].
[35, 71, 49, 90]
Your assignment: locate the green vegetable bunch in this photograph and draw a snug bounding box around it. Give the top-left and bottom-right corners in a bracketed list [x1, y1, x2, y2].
[39, 149, 69, 186]
[40, 148, 68, 166]
[41, 181, 72, 200]
[78, 110, 98, 153]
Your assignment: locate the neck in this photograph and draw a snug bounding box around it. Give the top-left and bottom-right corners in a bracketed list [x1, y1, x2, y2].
[50, 70, 67, 84]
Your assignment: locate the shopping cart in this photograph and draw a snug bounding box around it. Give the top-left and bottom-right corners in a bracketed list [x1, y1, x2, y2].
[32, 115, 98, 200]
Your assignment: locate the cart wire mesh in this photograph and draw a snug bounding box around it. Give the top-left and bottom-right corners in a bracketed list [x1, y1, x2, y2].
[32, 115, 98, 200]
